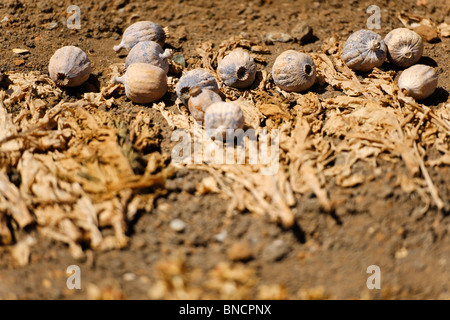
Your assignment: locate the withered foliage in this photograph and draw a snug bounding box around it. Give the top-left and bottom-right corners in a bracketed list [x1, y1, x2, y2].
[0, 34, 448, 262]
[0, 72, 170, 259]
[161, 35, 449, 230]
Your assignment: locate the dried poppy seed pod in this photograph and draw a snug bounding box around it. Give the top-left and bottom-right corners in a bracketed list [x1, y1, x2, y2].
[112, 63, 168, 104]
[342, 29, 387, 72]
[272, 50, 316, 92]
[384, 28, 424, 68]
[188, 87, 223, 122]
[398, 64, 438, 100]
[125, 41, 172, 73]
[204, 102, 245, 140]
[48, 46, 91, 87]
[217, 49, 256, 89]
[176, 69, 219, 106]
[113, 21, 166, 52]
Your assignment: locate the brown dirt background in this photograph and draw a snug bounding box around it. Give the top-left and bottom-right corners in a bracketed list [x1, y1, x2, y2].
[0, 0, 449, 300]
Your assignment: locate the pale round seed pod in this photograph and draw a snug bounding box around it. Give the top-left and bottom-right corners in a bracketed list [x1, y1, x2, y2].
[112, 63, 168, 104]
[113, 21, 166, 52]
[125, 41, 172, 73]
[217, 49, 257, 89]
[398, 64, 438, 100]
[272, 50, 316, 92]
[204, 102, 245, 140]
[342, 29, 387, 72]
[48, 46, 91, 87]
[176, 69, 219, 106]
[384, 28, 424, 68]
[188, 87, 223, 122]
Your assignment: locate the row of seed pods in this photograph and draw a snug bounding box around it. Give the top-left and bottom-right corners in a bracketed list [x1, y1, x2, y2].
[342, 28, 438, 99]
[47, 22, 439, 137]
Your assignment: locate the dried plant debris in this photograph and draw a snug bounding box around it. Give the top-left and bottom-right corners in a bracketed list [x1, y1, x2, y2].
[0, 72, 168, 258]
[0, 35, 449, 257]
[161, 36, 449, 227]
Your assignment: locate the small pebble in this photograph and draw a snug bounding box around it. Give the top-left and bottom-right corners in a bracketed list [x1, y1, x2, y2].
[228, 241, 253, 262]
[262, 239, 290, 262]
[170, 219, 186, 232]
[214, 230, 227, 242]
[264, 32, 292, 44]
[13, 59, 25, 66]
[414, 25, 439, 43]
[292, 22, 314, 44]
[123, 273, 136, 281]
[395, 247, 409, 259]
[12, 48, 30, 54]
